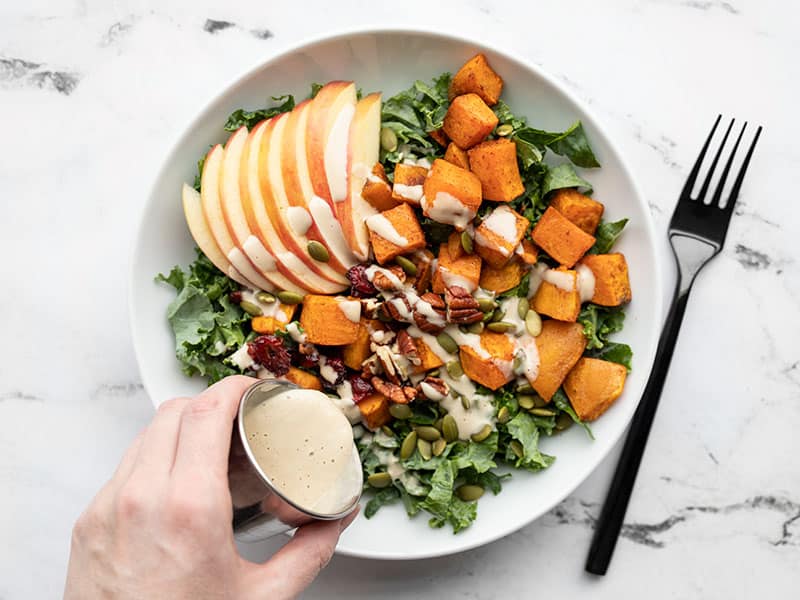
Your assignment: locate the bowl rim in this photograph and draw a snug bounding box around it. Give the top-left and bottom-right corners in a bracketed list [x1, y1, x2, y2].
[129, 24, 664, 560]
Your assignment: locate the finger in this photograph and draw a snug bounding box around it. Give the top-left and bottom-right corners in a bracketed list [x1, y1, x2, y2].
[109, 429, 146, 488]
[242, 509, 359, 599]
[171, 375, 258, 481]
[129, 396, 191, 480]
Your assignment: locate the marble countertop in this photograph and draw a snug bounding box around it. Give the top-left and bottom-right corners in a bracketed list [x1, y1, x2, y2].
[2, 0, 797, 597]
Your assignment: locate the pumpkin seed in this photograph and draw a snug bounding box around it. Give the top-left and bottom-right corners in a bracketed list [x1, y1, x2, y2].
[400, 431, 418, 459]
[380, 126, 398, 152]
[432, 438, 447, 457]
[428, 368, 440, 377]
[433, 418, 444, 433]
[389, 404, 412, 420]
[442, 414, 459, 442]
[530, 408, 557, 417]
[467, 321, 484, 334]
[461, 395, 471, 410]
[306, 240, 330, 262]
[525, 309, 542, 336]
[510, 440, 524, 458]
[555, 413, 574, 432]
[532, 394, 548, 408]
[417, 438, 432, 460]
[367, 472, 393, 488]
[490, 308, 506, 323]
[240, 300, 263, 317]
[497, 406, 510, 424]
[477, 298, 496, 313]
[256, 291, 276, 304]
[276, 291, 304, 305]
[517, 297, 530, 319]
[381, 425, 394, 437]
[395, 255, 417, 276]
[487, 321, 515, 333]
[456, 484, 485, 501]
[446, 359, 463, 378]
[416, 426, 441, 442]
[516, 382, 533, 394]
[471, 424, 493, 442]
[436, 332, 458, 354]
[495, 123, 514, 137]
[460, 231, 474, 254]
[518, 394, 535, 410]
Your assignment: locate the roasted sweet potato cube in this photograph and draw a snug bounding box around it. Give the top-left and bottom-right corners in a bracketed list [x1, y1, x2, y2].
[467, 139, 524, 202]
[343, 319, 383, 370]
[530, 320, 587, 401]
[579, 253, 632, 306]
[449, 53, 504, 106]
[284, 367, 323, 391]
[429, 128, 448, 147]
[549, 188, 604, 235]
[459, 330, 515, 390]
[479, 259, 524, 293]
[362, 162, 399, 212]
[518, 239, 539, 265]
[447, 231, 465, 260]
[532, 270, 581, 322]
[366, 202, 427, 265]
[564, 357, 627, 421]
[474, 205, 529, 267]
[532, 206, 596, 267]
[251, 303, 298, 334]
[422, 159, 482, 230]
[410, 248, 435, 292]
[432, 240, 482, 294]
[358, 392, 392, 430]
[444, 142, 470, 170]
[299, 295, 360, 345]
[442, 93, 499, 149]
[413, 338, 445, 373]
[391, 163, 428, 205]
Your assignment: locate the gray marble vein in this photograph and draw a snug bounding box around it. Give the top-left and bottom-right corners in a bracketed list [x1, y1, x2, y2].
[0, 56, 79, 94]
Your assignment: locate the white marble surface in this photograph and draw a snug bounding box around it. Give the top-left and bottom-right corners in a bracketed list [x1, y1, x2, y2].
[2, 0, 798, 597]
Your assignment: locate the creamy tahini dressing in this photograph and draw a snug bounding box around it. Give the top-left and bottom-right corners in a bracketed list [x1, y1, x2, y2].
[576, 263, 596, 302]
[541, 268, 576, 292]
[332, 380, 363, 424]
[308, 195, 359, 269]
[439, 267, 477, 292]
[498, 296, 527, 336]
[229, 343, 254, 370]
[481, 206, 518, 243]
[242, 388, 361, 514]
[325, 104, 355, 202]
[286, 206, 313, 237]
[422, 191, 476, 231]
[336, 298, 362, 323]
[285, 321, 307, 343]
[393, 183, 424, 204]
[365, 264, 404, 288]
[526, 263, 550, 298]
[365, 213, 409, 247]
[439, 390, 496, 439]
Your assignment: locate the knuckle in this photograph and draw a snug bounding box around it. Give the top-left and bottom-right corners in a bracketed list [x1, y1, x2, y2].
[157, 396, 190, 416]
[185, 394, 222, 417]
[164, 493, 218, 532]
[310, 537, 336, 572]
[115, 484, 151, 521]
[71, 508, 100, 542]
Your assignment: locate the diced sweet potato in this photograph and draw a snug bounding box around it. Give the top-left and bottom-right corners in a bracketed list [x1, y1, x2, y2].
[362, 163, 399, 212]
[459, 330, 515, 390]
[343, 318, 383, 370]
[358, 392, 392, 430]
[532, 206, 596, 267]
[444, 142, 470, 170]
[467, 138, 524, 202]
[284, 367, 323, 391]
[579, 253, 632, 306]
[410, 248, 435, 292]
[250, 303, 297, 334]
[479, 259, 524, 293]
[442, 93, 499, 149]
[432, 240, 482, 294]
[549, 188, 604, 235]
[449, 53, 504, 106]
[530, 320, 587, 401]
[413, 338, 445, 373]
[518, 239, 539, 265]
[532, 270, 581, 322]
[429, 128, 448, 147]
[367, 202, 427, 265]
[447, 231, 465, 260]
[474, 205, 529, 267]
[564, 357, 627, 421]
[299, 295, 360, 345]
[422, 159, 482, 231]
[391, 163, 428, 205]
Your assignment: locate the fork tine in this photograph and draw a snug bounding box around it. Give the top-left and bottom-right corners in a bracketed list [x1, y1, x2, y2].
[679, 115, 721, 200]
[723, 125, 762, 213]
[711, 122, 746, 208]
[695, 118, 735, 202]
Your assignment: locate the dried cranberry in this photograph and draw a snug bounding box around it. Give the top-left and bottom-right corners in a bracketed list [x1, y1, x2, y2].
[322, 356, 347, 386]
[347, 263, 377, 298]
[247, 334, 291, 376]
[229, 290, 243, 304]
[296, 346, 320, 370]
[349, 375, 374, 404]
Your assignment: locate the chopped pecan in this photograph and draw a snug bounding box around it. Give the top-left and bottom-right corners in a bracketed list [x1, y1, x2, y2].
[418, 376, 449, 400]
[413, 292, 447, 334]
[375, 345, 401, 384]
[382, 294, 413, 323]
[361, 354, 382, 377]
[372, 265, 407, 292]
[396, 330, 420, 366]
[445, 286, 483, 324]
[371, 376, 418, 404]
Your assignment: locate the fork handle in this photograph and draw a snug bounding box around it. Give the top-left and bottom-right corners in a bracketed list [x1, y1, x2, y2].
[585, 287, 690, 575]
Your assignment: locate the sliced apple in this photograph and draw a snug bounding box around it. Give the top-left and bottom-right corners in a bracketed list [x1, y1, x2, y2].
[200, 143, 279, 292]
[340, 93, 382, 260]
[182, 183, 254, 287]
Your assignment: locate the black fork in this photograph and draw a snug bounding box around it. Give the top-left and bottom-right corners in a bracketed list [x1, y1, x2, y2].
[585, 116, 763, 575]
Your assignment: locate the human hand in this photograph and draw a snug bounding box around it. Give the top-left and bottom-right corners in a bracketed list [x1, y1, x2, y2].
[64, 375, 357, 599]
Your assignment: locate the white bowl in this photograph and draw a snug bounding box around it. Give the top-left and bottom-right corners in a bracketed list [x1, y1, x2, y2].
[129, 28, 663, 560]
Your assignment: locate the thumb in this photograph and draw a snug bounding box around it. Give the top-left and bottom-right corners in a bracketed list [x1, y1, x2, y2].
[240, 509, 358, 599]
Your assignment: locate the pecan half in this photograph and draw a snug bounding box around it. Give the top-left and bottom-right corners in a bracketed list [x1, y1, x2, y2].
[371, 376, 418, 404]
[413, 292, 447, 334]
[418, 376, 449, 401]
[396, 330, 420, 366]
[372, 265, 407, 292]
[445, 286, 483, 324]
[382, 294, 413, 323]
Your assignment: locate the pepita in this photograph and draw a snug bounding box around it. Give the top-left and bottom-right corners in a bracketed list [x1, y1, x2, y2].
[428, 368, 440, 377]
[461, 395, 471, 410]
[395, 255, 417, 276]
[530, 408, 557, 417]
[400, 431, 418, 459]
[525, 309, 542, 336]
[510, 440, 524, 459]
[446, 359, 463, 378]
[555, 413, 574, 432]
[436, 332, 458, 355]
[497, 406, 510, 424]
[490, 308, 506, 323]
[276, 291, 304, 305]
[517, 297, 530, 319]
[477, 298, 496, 313]
[518, 394, 535, 410]
[442, 414, 459, 442]
[389, 404, 412, 420]
[433, 418, 444, 433]
[367, 472, 393, 488]
[471, 424, 493, 443]
[495, 123, 514, 137]
[516, 382, 533, 394]
[381, 425, 394, 437]
[456, 484, 485, 501]
[380, 126, 398, 152]
[486, 321, 515, 333]
[306, 240, 330, 262]
[415, 426, 441, 442]
[532, 394, 548, 408]
[240, 300, 263, 317]
[467, 321, 484, 334]
[432, 438, 447, 457]
[417, 438, 432, 460]
[460, 231, 474, 254]
[256, 291, 276, 304]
